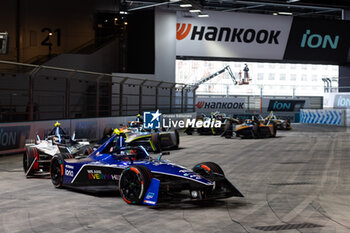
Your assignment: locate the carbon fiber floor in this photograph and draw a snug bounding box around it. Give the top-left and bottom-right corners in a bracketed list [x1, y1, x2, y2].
[1, 124, 350, 233]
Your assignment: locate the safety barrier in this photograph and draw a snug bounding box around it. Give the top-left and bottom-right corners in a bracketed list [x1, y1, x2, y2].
[0, 60, 195, 123]
[300, 109, 344, 126]
[0, 112, 196, 155]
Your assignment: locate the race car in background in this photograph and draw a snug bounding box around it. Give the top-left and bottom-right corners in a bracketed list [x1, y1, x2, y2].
[235, 116, 277, 139]
[184, 112, 239, 136]
[264, 112, 292, 130]
[101, 116, 179, 152]
[23, 122, 92, 177]
[50, 134, 243, 205]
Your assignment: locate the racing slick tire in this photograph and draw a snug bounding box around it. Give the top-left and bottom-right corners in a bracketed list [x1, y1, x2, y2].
[83, 145, 93, 156]
[193, 162, 229, 195]
[184, 127, 193, 135]
[272, 123, 277, 137]
[192, 162, 224, 181]
[174, 130, 180, 149]
[151, 133, 161, 153]
[221, 123, 233, 138]
[23, 147, 40, 176]
[119, 165, 152, 205]
[103, 127, 113, 139]
[50, 154, 66, 188]
[251, 124, 260, 139]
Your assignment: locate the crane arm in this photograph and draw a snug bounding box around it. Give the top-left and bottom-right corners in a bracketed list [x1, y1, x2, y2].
[186, 66, 237, 90]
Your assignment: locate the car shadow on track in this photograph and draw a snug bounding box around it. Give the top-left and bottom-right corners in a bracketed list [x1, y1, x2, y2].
[151, 199, 249, 210]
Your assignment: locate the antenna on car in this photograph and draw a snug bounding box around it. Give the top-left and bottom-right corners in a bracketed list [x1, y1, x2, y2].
[158, 152, 170, 160]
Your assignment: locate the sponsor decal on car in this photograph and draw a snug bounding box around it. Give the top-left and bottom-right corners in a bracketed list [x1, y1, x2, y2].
[145, 192, 154, 199]
[87, 169, 119, 180]
[65, 169, 74, 177]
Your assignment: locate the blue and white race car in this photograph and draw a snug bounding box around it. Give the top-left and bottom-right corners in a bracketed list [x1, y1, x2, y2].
[50, 134, 243, 205]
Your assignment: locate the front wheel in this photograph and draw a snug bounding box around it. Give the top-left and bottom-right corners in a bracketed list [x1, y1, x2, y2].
[119, 165, 152, 205]
[192, 162, 224, 181]
[23, 147, 40, 176]
[50, 155, 65, 188]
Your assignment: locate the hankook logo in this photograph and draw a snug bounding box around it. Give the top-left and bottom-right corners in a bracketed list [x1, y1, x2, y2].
[177, 23, 192, 40]
[195, 101, 205, 109]
[176, 23, 281, 44]
[195, 101, 244, 110]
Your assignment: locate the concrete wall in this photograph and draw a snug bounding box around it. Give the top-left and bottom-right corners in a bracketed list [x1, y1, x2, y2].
[154, 9, 176, 83]
[0, 0, 115, 63]
[44, 38, 120, 73]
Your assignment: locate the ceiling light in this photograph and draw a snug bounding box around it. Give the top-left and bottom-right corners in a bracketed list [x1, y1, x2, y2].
[273, 12, 278, 15]
[189, 9, 201, 13]
[180, 4, 192, 7]
[278, 12, 293, 15]
[286, 0, 300, 3]
[120, 11, 128, 15]
[198, 14, 209, 17]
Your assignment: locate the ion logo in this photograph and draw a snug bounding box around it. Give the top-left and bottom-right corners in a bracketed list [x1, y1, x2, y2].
[143, 110, 162, 129]
[195, 101, 205, 109]
[267, 100, 306, 112]
[334, 95, 350, 108]
[273, 101, 291, 110]
[177, 23, 192, 40]
[300, 29, 339, 49]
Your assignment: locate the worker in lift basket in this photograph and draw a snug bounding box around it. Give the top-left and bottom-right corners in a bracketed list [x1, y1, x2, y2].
[243, 64, 249, 82]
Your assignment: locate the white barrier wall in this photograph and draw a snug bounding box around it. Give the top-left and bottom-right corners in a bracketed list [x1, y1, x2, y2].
[0, 113, 196, 155]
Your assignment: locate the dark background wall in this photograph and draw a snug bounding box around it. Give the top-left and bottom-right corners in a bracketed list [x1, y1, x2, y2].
[0, 0, 155, 74]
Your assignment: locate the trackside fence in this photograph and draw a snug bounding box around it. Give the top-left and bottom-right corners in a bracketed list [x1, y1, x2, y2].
[0, 60, 195, 123]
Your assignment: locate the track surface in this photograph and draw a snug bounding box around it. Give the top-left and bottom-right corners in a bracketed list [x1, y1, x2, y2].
[1, 124, 350, 233]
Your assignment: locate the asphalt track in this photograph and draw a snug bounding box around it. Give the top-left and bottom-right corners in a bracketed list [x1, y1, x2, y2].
[1, 124, 350, 233]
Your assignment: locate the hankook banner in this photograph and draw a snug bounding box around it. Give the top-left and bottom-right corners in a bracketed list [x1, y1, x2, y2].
[176, 11, 292, 60]
[195, 97, 245, 115]
[176, 10, 350, 64]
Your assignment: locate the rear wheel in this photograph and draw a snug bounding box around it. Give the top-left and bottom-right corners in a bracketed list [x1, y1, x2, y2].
[192, 162, 224, 181]
[184, 127, 193, 135]
[23, 147, 40, 176]
[151, 133, 161, 152]
[221, 123, 233, 138]
[83, 145, 93, 156]
[50, 154, 65, 188]
[119, 165, 152, 205]
[174, 130, 180, 149]
[272, 123, 277, 137]
[103, 127, 113, 139]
